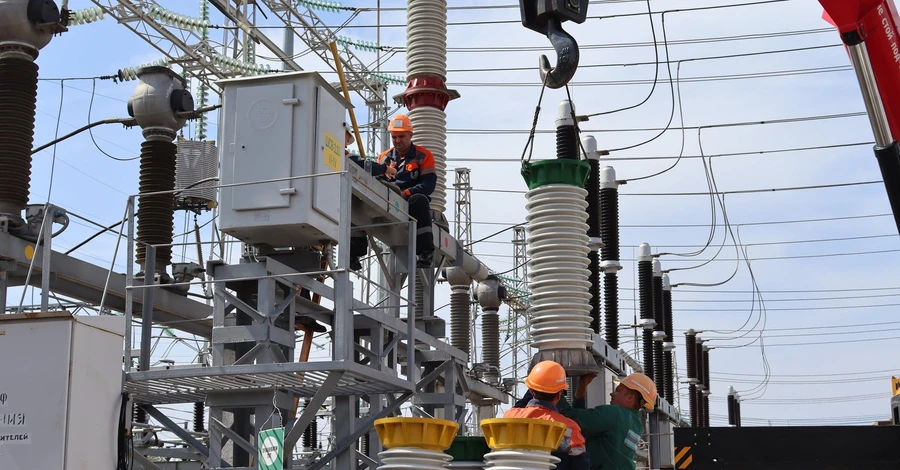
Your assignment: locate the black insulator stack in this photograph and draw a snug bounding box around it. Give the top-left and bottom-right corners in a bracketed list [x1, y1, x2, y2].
[652, 273, 665, 400]
[735, 399, 742, 427]
[695, 340, 705, 427]
[685, 331, 698, 426]
[482, 309, 500, 371]
[688, 385, 698, 427]
[703, 393, 710, 428]
[449, 285, 471, 354]
[662, 287, 674, 406]
[135, 404, 147, 424]
[599, 183, 620, 347]
[363, 432, 370, 456]
[695, 341, 705, 392]
[685, 332, 697, 382]
[302, 415, 318, 449]
[727, 392, 736, 426]
[193, 402, 204, 432]
[599, 188, 620, 261]
[695, 389, 706, 428]
[556, 125, 578, 160]
[136, 140, 177, 269]
[586, 158, 601, 333]
[0, 57, 39, 215]
[603, 273, 618, 347]
[702, 345, 711, 427]
[588, 252, 601, 333]
[703, 346, 711, 393]
[638, 259, 654, 381]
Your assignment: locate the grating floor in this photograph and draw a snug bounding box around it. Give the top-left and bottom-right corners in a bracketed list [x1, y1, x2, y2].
[125, 360, 414, 404]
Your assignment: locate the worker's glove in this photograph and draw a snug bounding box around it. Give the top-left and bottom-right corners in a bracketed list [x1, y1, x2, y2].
[557, 429, 573, 453]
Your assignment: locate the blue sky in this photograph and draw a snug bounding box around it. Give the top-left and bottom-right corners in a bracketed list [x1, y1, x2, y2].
[19, 0, 900, 430]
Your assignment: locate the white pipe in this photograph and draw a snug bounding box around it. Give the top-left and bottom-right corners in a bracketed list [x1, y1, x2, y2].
[460, 249, 489, 281]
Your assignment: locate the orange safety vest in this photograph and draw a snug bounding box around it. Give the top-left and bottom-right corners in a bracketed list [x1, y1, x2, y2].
[504, 405, 587, 456]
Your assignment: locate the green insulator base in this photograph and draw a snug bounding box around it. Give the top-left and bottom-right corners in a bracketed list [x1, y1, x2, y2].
[521, 159, 591, 190]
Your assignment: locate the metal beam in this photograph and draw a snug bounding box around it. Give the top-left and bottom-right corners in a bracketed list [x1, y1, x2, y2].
[284, 371, 343, 451]
[306, 392, 414, 470]
[142, 404, 211, 459]
[206, 0, 304, 71]
[0, 232, 212, 337]
[90, 0, 229, 90]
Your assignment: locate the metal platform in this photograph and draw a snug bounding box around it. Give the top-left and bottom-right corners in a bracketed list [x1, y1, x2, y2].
[125, 360, 414, 404]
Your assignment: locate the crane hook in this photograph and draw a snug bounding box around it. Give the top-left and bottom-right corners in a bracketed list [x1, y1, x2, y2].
[538, 18, 580, 89]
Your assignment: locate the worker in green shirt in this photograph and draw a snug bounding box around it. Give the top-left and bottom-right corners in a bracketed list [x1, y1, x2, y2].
[556, 373, 657, 470]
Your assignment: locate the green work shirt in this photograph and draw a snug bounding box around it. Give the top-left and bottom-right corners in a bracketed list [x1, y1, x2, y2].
[557, 396, 644, 470]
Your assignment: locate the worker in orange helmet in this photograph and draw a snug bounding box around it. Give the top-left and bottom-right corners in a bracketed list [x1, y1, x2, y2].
[348, 114, 436, 269]
[555, 373, 657, 470]
[505, 361, 590, 470]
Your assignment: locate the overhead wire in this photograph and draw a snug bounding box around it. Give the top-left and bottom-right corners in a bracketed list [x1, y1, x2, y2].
[88, 78, 139, 162]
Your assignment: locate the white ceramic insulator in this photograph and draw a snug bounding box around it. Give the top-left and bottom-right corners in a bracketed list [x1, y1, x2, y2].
[409, 106, 448, 213]
[406, 0, 448, 81]
[525, 184, 593, 350]
[484, 449, 560, 470]
[378, 447, 452, 470]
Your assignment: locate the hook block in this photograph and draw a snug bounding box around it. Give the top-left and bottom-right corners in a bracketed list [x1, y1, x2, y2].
[519, 0, 590, 35]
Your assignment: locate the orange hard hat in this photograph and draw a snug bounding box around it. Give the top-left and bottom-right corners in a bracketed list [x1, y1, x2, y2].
[388, 114, 414, 134]
[524, 361, 569, 394]
[618, 373, 658, 410]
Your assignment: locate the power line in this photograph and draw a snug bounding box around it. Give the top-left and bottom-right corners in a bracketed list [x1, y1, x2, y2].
[446, 141, 874, 163]
[457, 179, 881, 196]
[450, 212, 893, 229]
[444, 110, 866, 134]
[431, 28, 835, 53]
[302, 0, 796, 30]
[448, 64, 851, 87]
[361, 44, 842, 74]
[665, 292, 900, 303]
[632, 302, 900, 312]
[348, 0, 652, 12]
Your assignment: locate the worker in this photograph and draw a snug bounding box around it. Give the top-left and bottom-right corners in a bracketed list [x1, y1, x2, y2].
[347, 115, 436, 269]
[505, 361, 590, 470]
[554, 373, 656, 470]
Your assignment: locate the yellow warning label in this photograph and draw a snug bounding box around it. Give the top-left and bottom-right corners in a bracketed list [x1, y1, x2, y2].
[892, 376, 900, 396]
[323, 131, 342, 172]
[675, 446, 693, 468]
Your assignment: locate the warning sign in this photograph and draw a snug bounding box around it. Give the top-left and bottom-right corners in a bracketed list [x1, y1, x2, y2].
[892, 376, 900, 396]
[323, 131, 342, 172]
[257, 427, 284, 470]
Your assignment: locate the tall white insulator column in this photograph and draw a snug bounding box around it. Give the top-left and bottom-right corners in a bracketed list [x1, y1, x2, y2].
[484, 449, 560, 470]
[403, 0, 459, 216]
[378, 447, 451, 470]
[525, 184, 593, 349]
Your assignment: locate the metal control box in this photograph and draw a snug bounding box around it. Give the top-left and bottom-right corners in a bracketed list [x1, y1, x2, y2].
[217, 71, 351, 247]
[0, 312, 125, 470]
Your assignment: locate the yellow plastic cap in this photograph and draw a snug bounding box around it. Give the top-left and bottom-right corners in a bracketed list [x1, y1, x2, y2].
[374, 417, 459, 451]
[480, 418, 566, 452]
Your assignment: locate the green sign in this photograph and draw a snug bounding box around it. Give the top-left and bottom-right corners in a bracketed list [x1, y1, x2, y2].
[258, 427, 284, 470]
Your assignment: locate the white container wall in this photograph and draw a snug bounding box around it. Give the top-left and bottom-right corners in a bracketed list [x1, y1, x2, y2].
[0, 312, 124, 470]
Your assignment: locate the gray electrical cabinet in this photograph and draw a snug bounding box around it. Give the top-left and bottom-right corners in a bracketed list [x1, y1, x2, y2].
[0, 312, 124, 470]
[217, 71, 351, 247]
